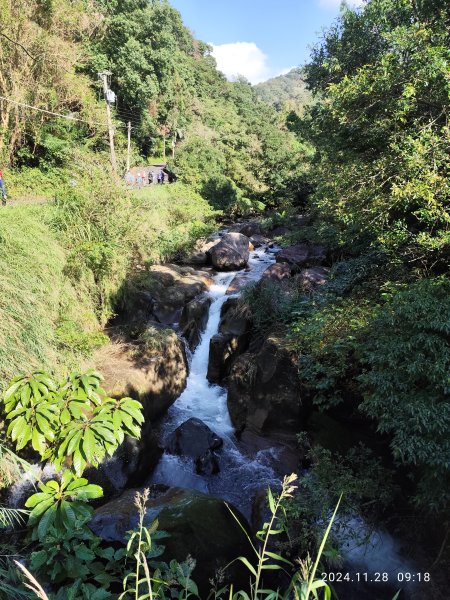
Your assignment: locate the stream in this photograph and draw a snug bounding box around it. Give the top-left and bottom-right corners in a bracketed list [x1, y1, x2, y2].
[148, 238, 420, 600]
[149, 245, 281, 516]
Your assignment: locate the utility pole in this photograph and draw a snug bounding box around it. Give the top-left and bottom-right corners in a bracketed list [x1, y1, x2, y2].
[99, 71, 117, 173]
[126, 121, 131, 172]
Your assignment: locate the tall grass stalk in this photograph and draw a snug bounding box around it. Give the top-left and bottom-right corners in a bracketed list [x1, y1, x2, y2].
[14, 561, 49, 600]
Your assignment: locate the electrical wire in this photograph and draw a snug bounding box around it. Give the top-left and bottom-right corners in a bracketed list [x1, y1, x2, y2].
[0, 94, 129, 129]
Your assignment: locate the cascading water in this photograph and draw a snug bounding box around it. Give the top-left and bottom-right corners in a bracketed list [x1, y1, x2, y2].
[149, 246, 282, 516]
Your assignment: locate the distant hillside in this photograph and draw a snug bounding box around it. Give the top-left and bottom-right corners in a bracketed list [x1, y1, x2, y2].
[255, 68, 312, 113]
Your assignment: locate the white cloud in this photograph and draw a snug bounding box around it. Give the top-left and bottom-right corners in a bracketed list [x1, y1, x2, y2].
[318, 0, 364, 8]
[211, 42, 271, 84]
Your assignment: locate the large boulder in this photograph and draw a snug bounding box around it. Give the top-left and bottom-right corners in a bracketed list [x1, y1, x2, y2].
[249, 234, 267, 248]
[262, 263, 291, 282]
[90, 486, 253, 593]
[237, 222, 262, 238]
[208, 233, 250, 271]
[166, 418, 223, 475]
[207, 299, 251, 383]
[207, 333, 241, 383]
[180, 296, 212, 351]
[123, 264, 212, 327]
[92, 330, 188, 422]
[294, 266, 329, 291]
[227, 338, 304, 437]
[276, 244, 325, 271]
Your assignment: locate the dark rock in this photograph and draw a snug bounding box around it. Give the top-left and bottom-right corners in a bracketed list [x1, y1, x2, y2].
[182, 251, 208, 266]
[166, 418, 223, 475]
[180, 296, 212, 350]
[294, 266, 330, 291]
[226, 274, 248, 295]
[195, 449, 219, 475]
[219, 298, 251, 338]
[207, 299, 251, 383]
[238, 222, 262, 237]
[270, 226, 292, 237]
[92, 333, 188, 422]
[275, 244, 325, 271]
[90, 486, 254, 594]
[249, 234, 267, 248]
[208, 233, 250, 271]
[85, 427, 163, 497]
[227, 338, 304, 437]
[262, 262, 291, 282]
[207, 333, 241, 383]
[123, 264, 212, 328]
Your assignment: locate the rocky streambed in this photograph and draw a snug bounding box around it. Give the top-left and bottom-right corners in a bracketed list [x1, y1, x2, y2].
[80, 222, 419, 597]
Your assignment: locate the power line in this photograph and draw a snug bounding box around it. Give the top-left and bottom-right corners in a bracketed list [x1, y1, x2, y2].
[0, 94, 128, 129]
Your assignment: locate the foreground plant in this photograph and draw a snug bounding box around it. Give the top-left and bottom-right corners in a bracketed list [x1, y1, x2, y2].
[2, 369, 144, 537]
[227, 473, 340, 600]
[3, 370, 144, 475]
[120, 489, 198, 600]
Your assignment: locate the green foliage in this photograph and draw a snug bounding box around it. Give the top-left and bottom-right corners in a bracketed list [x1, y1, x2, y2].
[3, 369, 144, 476]
[201, 175, 241, 212]
[303, 0, 450, 265]
[255, 68, 312, 115]
[284, 445, 395, 555]
[359, 277, 450, 510]
[291, 298, 378, 409]
[28, 502, 124, 598]
[228, 473, 338, 600]
[25, 472, 102, 540]
[119, 489, 198, 600]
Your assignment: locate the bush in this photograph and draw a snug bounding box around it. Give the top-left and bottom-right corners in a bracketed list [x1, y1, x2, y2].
[359, 277, 450, 511]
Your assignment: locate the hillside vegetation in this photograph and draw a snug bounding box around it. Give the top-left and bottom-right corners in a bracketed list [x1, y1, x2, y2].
[255, 68, 312, 114]
[0, 0, 303, 388]
[0, 0, 449, 598]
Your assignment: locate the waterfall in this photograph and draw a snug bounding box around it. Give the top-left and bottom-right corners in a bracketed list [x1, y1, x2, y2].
[149, 247, 282, 515]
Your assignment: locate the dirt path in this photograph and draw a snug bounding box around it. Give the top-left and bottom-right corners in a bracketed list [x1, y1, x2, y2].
[2, 195, 49, 207]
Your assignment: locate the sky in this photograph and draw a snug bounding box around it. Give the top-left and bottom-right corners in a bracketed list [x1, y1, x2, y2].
[170, 0, 364, 84]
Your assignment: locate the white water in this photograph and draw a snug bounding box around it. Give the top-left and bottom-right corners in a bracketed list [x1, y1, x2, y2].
[149, 247, 282, 515]
[149, 243, 419, 592]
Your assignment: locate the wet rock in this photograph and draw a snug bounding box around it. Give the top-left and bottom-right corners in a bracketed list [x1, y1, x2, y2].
[226, 273, 251, 295]
[294, 266, 330, 291]
[219, 298, 251, 337]
[249, 234, 267, 248]
[238, 222, 262, 237]
[207, 333, 241, 383]
[208, 233, 250, 271]
[227, 338, 304, 437]
[207, 299, 251, 383]
[166, 418, 223, 475]
[262, 262, 291, 282]
[90, 486, 254, 593]
[275, 244, 325, 271]
[180, 296, 212, 351]
[123, 264, 213, 327]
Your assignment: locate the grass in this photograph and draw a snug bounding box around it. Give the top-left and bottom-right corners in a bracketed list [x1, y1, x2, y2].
[0, 170, 216, 393]
[0, 205, 70, 387]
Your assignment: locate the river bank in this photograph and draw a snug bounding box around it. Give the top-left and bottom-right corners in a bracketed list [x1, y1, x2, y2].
[77, 220, 434, 600]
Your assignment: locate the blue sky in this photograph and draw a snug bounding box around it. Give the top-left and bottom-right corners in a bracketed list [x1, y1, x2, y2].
[170, 0, 364, 83]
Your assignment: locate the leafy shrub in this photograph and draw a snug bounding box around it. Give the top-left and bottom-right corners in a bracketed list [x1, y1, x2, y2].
[359, 277, 450, 510]
[201, 174, 241, 212]
[3, 370, 143, 475]
[283, 445, 396, 558]
[291, 298, 378, 408]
